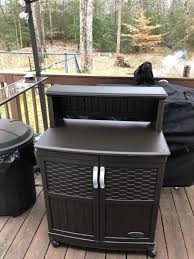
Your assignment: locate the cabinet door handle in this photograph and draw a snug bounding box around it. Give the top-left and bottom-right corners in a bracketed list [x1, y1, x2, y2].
[93, 166, 98, 189]
[100, 166, 105, 189]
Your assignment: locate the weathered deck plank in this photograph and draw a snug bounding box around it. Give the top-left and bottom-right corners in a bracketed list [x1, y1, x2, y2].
[4, 190, 45, 259]
[106, 251, 126, 259]
[65, 246, 86, 259]
[0, 217, 9, 232]
[172, 188, 194, 258]
[154, 209, 168, 259]
[85, 249, 106, 259]
[0, 186, 42, 259]
[185, 185, 194, 214]
[127, 254, 147, 259]
[24, 213, 49, 259]
[0, 187, 194, 259]
[160, 188, 188, 259]
[44, 243, 67, 259]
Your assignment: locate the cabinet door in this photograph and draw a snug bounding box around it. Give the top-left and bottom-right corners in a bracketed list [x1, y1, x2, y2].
[99, 156, 163, 244]
[39, 151, 100, 241]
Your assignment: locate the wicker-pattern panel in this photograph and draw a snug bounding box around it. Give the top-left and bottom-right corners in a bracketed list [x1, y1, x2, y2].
[62, 96, 157, 121]
[45, 161, 93, 198]
[105, 167, 158, 200]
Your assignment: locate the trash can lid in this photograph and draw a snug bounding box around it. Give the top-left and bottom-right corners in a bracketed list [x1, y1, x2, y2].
[0, 119, 33, 153]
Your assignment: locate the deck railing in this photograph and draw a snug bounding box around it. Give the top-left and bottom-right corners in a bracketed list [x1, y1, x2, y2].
[0, 72, 194, 134]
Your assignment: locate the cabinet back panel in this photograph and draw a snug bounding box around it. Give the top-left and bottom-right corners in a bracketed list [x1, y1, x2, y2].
[53, 96, 158, 122]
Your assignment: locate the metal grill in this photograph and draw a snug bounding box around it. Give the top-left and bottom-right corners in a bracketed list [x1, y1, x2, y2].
[105, 168, 158, 200]
[45, 161, 93, 198]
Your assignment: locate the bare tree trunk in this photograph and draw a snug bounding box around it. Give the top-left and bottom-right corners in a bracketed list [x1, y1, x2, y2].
[11, 0, 20, 49]
[16, 2, 23, 49]
[0, 1, 6, 19]
[80, 0, 94, 73]
[63, 0, 67, 41]
[116, 0, 123, 55]
[49, 9, 53, 44]
[40, 1, 47, 54]
[32, 1, 43, 62]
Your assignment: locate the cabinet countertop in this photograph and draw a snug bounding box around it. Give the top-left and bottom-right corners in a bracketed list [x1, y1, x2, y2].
[46, 85, 167, 99]
[35, 119, 170, 156]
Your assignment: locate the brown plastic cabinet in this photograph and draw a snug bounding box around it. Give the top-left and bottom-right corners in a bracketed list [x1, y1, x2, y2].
[36, 85, 170, 257]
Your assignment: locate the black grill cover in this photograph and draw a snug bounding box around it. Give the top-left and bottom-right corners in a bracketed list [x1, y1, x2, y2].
[158, 81, 194, 187]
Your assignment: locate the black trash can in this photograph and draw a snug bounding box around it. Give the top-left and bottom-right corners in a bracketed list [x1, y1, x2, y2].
[0, 119, 36, 216]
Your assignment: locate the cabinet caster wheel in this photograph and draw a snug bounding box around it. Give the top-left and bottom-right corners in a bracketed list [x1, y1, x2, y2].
[147, 249, 158, 258]
[51, 240, 60, 248]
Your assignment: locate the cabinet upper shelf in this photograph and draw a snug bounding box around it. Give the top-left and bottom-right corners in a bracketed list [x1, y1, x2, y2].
[46, 85, 167, 131]
[46, 85, 167, 99]
[35, 119, 170, 156]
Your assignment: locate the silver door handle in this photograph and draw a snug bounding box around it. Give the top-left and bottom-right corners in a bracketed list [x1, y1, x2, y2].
[100, 166, 105, 189]
[93, 166, 98, 189]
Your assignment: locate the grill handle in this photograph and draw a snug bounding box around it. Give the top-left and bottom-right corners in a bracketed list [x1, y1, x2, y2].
[100, 166, 105, 189]
[93, 166, 98, 189]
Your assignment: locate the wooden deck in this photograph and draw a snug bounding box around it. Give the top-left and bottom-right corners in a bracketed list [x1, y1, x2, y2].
[0, 176, 194, 259]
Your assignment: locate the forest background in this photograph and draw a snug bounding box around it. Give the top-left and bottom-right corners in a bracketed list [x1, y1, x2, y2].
[0, 0, 194, 76]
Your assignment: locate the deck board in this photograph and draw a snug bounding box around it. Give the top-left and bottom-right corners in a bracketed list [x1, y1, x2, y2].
[171, 188, 194, 258]
[0, 186, 42, 259]
[106, 251, 126, 259]
[160, 188, 188, 259]
[44, 243, 68, 259]
[0, 217, 9, 232]
[0, 186, 193, 259]
[65, 246, 86, 259]
[4, 190, 45, 259]
[154, 209, 168, 259]
[127, 254, 147, 259]
[24, 213, 49, 259]
[185, 185, 194, 214]
[85, 249, 106, 259]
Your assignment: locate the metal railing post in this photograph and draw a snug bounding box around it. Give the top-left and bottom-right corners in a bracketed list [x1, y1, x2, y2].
[25, 0, 48, 130]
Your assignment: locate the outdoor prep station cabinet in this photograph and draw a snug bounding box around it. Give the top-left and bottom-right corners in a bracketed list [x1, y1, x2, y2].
[35, 85, 170, 257]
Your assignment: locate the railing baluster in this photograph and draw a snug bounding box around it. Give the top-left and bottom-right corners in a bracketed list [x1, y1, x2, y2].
[31, 88, 39, 134]
[23, 92, 30, 125]
[10, 97, 22, 121]
[4, 103, 10, 119]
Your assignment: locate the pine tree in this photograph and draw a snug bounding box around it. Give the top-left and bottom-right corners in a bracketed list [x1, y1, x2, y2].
[122, 8, 163, 51]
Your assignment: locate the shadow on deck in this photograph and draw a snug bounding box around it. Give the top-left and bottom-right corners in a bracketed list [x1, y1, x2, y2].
[0, 177, 194, 259]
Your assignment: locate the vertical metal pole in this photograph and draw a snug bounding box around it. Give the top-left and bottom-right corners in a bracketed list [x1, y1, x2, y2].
[26, 1, 48, 130]
[28, 56, 32, 71]
[64, 53, 68, 73]
[74, 54, 81, 73]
